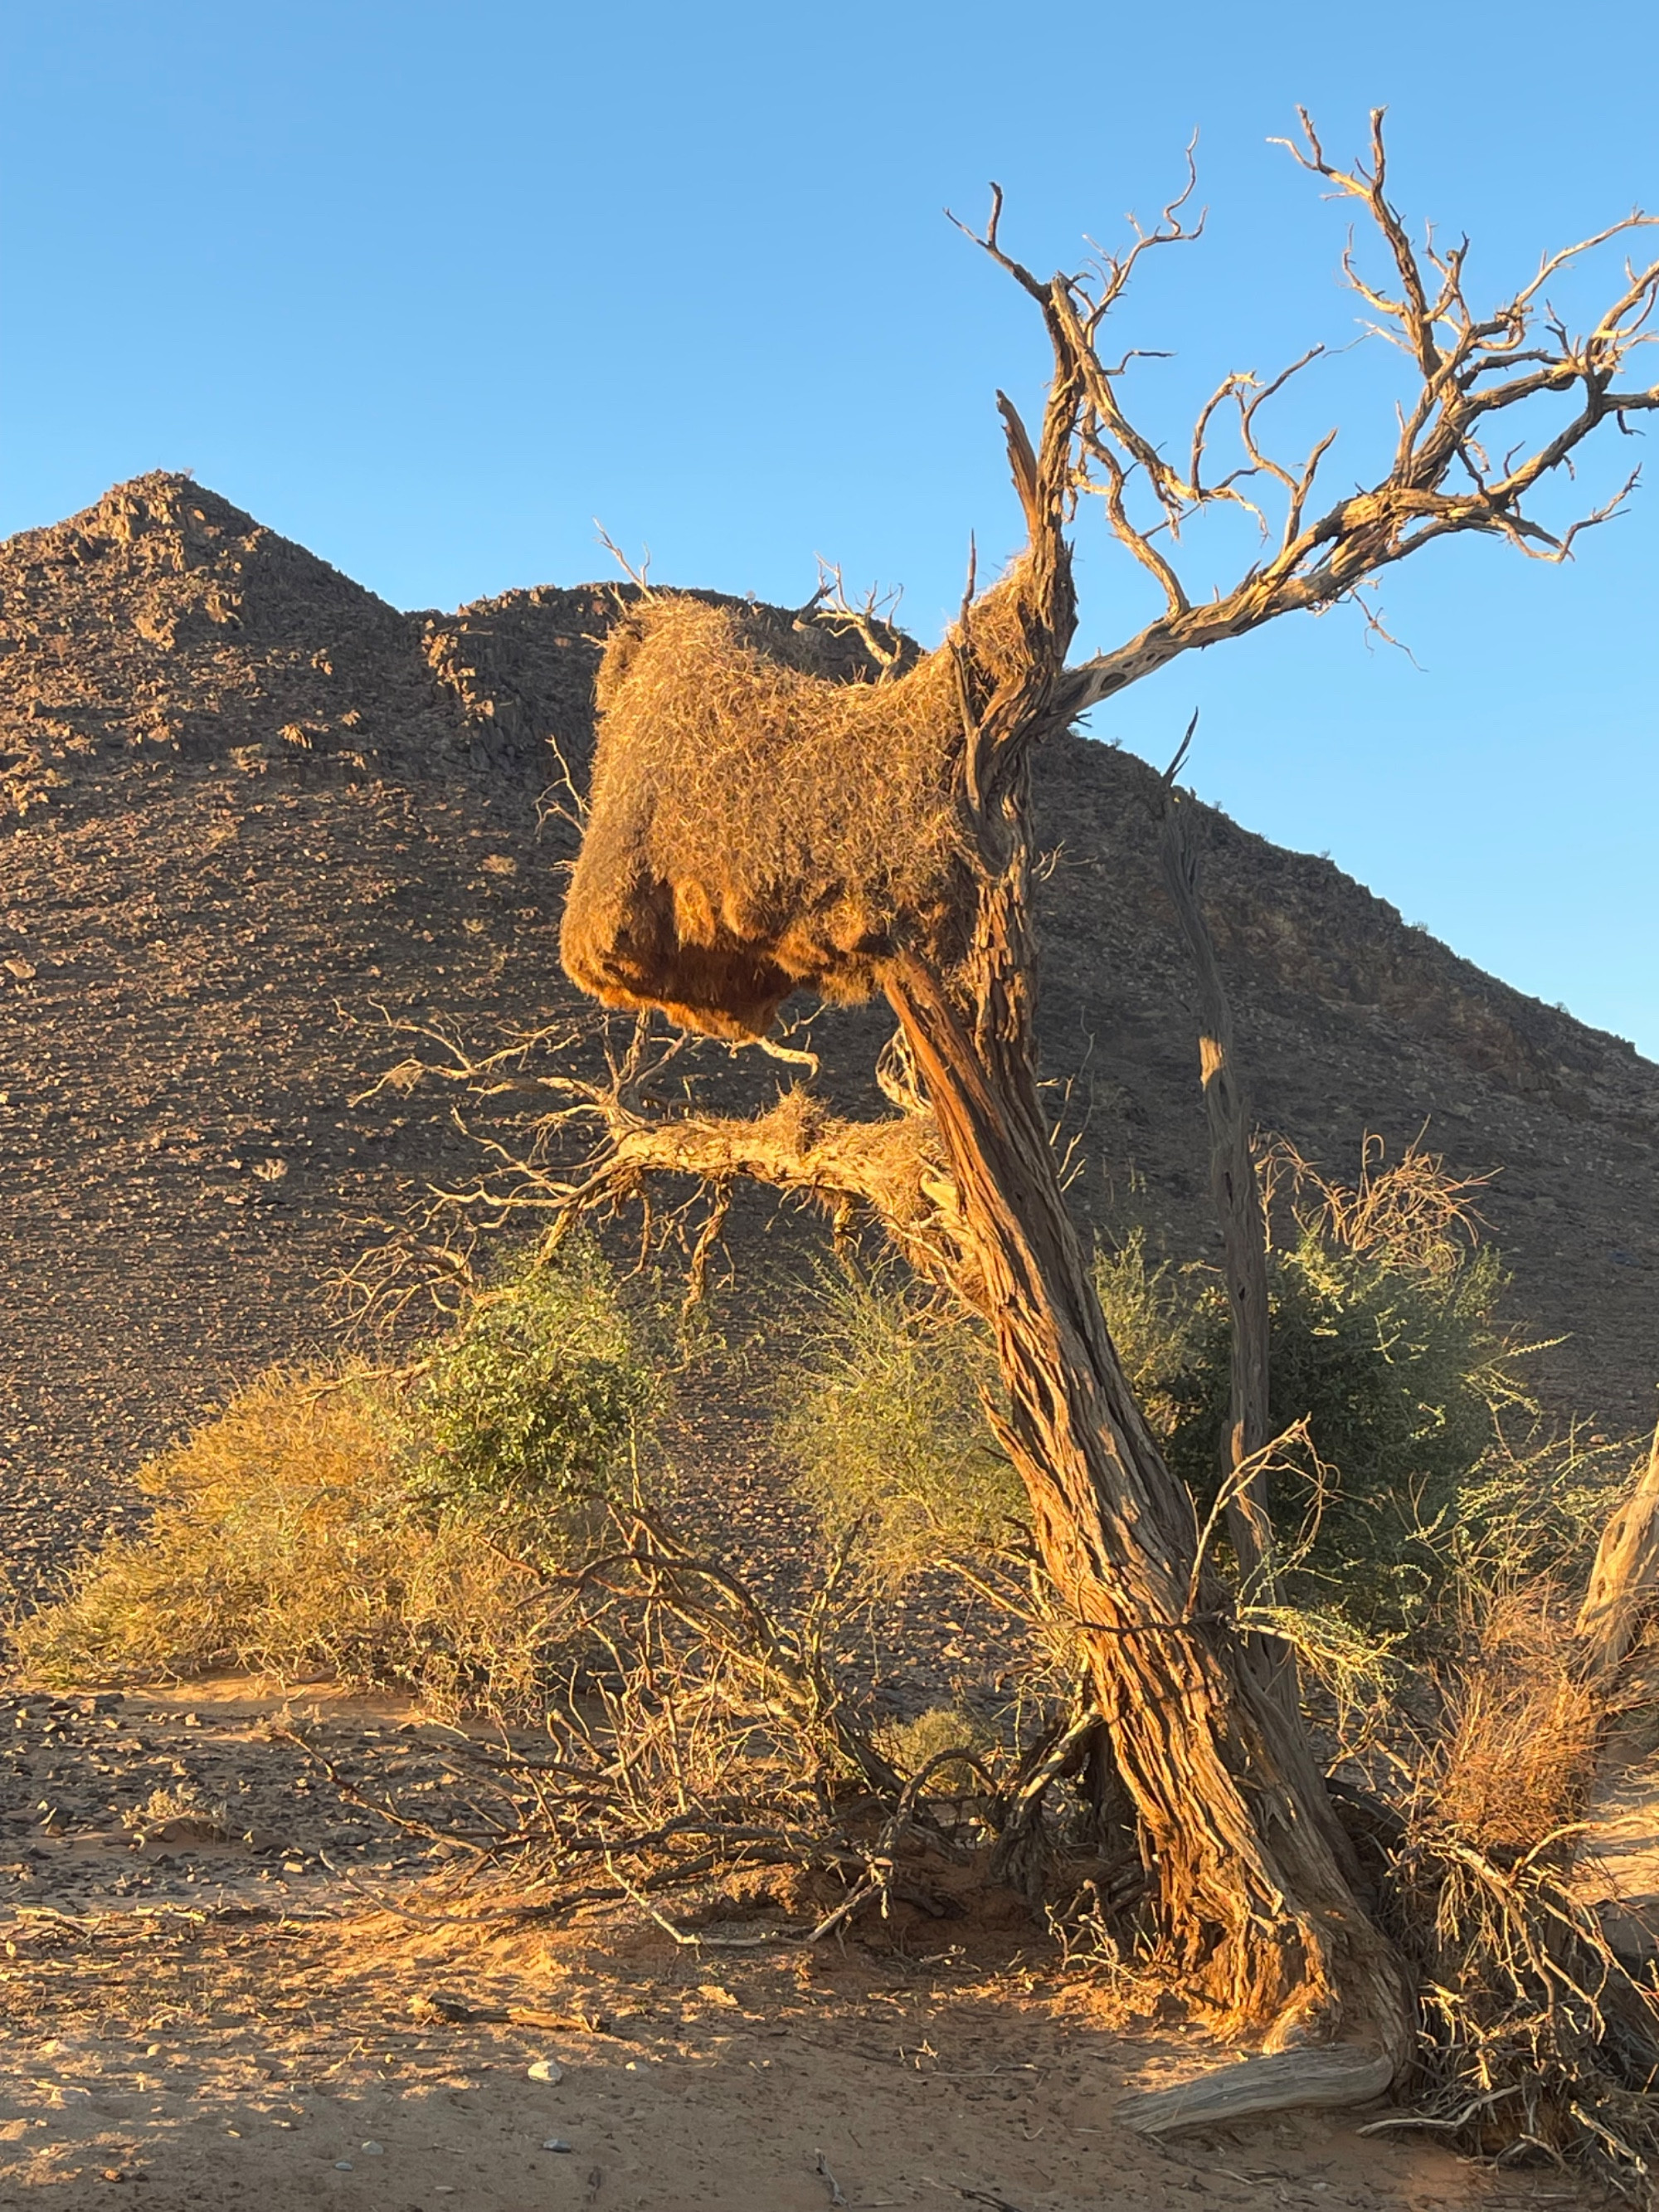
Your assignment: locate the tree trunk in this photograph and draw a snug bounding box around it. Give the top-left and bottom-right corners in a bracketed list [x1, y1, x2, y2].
[1156, 785, 1275, 1593]
[882, 898, 1409, 2063]
[1577, 1421, 1659, 1688]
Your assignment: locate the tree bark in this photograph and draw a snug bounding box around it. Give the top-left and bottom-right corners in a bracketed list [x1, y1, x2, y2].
[881, 922, 1409, 2058]
[1156, 782, 1276, 1593]
[1577, 1422, 1659, 1688]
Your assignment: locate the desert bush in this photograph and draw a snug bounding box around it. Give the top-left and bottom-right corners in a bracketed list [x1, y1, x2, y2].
[1428, 1588, 1598, 1850]
[1136, 1141, 1609, 1626]
[776, 1264, 1021, 1582]
[14, 1238, 664, 1710]
[873, 1703, 1000, 1791]
[13, 1367, 560, 1710]
[410, 1234, 660, 1542]
[1449, 1415, 1633, 1594]
[1141, 1235, 1517, 1627]
[1093, 1143, 1599, 1629]
[1384, 1584, 1659, 2180]
[781, 1140, 1614, 1636]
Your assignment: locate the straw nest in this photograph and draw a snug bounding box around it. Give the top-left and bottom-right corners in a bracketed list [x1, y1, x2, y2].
[561, 572, 1034, 1039]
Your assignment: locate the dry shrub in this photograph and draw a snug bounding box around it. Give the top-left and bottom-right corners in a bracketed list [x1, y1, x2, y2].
[1386, 1588, 1659, 2182]
[561, 571, 1033, 1039]
[1260, 1129, 1495, 1279]
[1433, 1592, 1599, 1852]
[287, 1506, 958, 1940]
[282, 1510, 1095, 1948]
[123, 1784, 235, 1843]
[12, 1369, 563, 1715]
[874, 1703, 1000, 1791]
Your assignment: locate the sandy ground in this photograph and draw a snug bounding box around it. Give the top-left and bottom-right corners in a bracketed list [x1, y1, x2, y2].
[0, 1681, 1598, 2212]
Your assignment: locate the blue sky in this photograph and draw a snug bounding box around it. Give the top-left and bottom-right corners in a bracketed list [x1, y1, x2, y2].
[4, 2, 1656, 1055]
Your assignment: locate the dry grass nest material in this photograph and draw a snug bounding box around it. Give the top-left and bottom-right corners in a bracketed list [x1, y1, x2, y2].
[561, 570, 1034, 1039]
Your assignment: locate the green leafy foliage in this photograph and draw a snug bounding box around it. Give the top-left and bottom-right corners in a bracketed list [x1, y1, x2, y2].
[411, 1234, 659, 1530]
[780, 1143, 1628, 1636]
[776, 1265, 1019, 1583]
[1133, 1232, 1521, 1626]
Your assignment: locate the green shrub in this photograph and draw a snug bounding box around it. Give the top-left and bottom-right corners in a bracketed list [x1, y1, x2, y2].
[1447, 1415, 1633, 1592]
[776, 1266, 1020, 1582]
[411, 1234, 659, 1534]
[779, 1143, 1612, 1636]
[1091, 1226, 1200, 1429]
[1133, 1231, 1520, 1625]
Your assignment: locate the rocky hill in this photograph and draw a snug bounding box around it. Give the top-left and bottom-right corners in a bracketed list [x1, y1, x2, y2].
[2, 474, 1655, 1584]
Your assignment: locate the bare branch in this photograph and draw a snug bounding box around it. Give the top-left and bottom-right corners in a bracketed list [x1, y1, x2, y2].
[939, 119, 1659, 714]
[594, 525, 654, 594]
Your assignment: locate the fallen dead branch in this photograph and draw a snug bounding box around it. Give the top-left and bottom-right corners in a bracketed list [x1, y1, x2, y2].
[274, 1503, 1136, 1956]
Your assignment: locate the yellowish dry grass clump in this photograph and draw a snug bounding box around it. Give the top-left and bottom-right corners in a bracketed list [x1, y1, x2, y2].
[1432, 1591, 1600, 1852]
[13, 1368, 561, 1716]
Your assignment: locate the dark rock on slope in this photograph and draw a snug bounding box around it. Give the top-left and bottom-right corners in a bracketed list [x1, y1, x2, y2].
[1, 473, 1654, 1586]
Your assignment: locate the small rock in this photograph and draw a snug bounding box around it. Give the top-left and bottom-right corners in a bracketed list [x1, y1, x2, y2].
[542, 2136, 573, 2152]
[333, 2160, 353, 2171]
[527, 2057, 563, 2084]
[360, 2142, 384, 2156]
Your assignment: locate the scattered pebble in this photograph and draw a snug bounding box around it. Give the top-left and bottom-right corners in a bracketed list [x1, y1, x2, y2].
[542, 2136, 574, 2153]
[527, 2058, 563, 2084]
[360, 2141, 384, 2155]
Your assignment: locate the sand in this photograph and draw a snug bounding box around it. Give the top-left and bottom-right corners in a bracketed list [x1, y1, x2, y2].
[0, 1681, 1585, 2211]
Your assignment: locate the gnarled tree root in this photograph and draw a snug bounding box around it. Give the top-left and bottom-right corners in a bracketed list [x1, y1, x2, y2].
[1117, 2047, 1395, 2136]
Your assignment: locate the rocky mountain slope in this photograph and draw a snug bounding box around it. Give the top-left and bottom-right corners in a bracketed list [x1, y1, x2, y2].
[2, 473, 1654, 1582]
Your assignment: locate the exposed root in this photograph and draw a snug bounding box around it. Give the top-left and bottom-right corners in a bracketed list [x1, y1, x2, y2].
[1118, 2047, 1397, 2136]
[1388, 1827, 1659, 2185]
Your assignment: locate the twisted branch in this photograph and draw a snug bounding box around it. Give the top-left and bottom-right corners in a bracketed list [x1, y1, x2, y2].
[955, 110, 1657, 722]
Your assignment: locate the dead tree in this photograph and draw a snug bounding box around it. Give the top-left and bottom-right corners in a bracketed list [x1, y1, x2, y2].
[550, 114, 1657, 2107]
